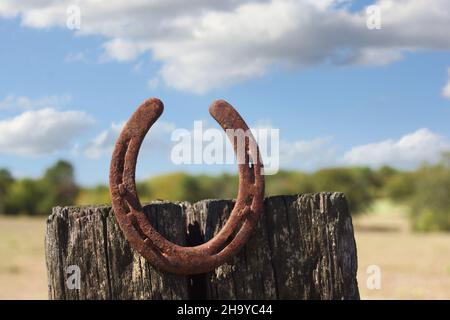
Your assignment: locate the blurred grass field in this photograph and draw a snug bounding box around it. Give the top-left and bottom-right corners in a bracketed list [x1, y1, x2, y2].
[0, 199, 449, 300]
[0, 215, 47, 299]
[354, 200, 450, 300]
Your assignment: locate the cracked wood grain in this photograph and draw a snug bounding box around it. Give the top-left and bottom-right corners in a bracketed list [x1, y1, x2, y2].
[45, 193, 359, 300]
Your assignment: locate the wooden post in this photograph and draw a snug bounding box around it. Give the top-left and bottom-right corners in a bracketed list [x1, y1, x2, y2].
[45, 193, 360, 300]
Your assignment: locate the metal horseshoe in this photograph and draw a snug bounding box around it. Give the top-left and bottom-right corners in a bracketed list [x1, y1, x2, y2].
[109, 98, 265, 275]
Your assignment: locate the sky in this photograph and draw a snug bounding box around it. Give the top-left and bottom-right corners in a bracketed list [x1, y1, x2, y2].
[0, 0, 450, 186]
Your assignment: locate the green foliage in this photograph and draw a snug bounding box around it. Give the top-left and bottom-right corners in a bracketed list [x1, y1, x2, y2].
[4, 179, 44, 215]
[1, 156, 449, 232]
[77, 185, 111, 205]
[384, 171, 416, 202]
[374, 166, 400, 197]
[75, 168, 376, 214]
[381, 154, 450, 232]
[38, 160, 78, 214]
[310, 167, 377, 213]
[3, 160, 78, 215]
[140, 172, 201, 202]
[266, 171, 313, 196]
[0, 169, 14, 214]
[408, 164, 450, 232]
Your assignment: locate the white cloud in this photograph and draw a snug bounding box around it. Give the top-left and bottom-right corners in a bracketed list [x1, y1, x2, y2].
[85, 118, 338, 172]
[1, 0, 450, 93]
[84, 122, 125, 159]
[0, 108, 94, 156]
[65, 52, 88, 63]
[85, 120, 450, 171]
[101, 38, 148, 62]
[85, 120, 176, 159]
[343, 128, 450, 169]
[280, 137, 338, 170]
[443, 68, 450, 100]
[252, 120, 338, 171]
[277, 128, 450, 171]
[147, 78, 160, 90]
[0, 94, 72, 110]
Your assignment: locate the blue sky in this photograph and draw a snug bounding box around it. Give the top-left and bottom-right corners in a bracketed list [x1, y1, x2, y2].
[0, 0, 450, 186]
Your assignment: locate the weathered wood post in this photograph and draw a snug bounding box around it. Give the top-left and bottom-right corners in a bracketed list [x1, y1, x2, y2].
[45, 193, 360, 300]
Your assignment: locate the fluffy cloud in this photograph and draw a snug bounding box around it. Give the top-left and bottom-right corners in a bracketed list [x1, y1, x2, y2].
[84, 122, 125, 159]
[343, 128, 450, 168]
[0, 94, 72, 110]
[85, 121, 450, 171]
[0, 108, 94, 156]
[280, 137, 338, 170]
[85, 120, 176, 159]
[252, 120, 338, 170]
[279, 128, 450, 171]
[85, 118, 337, 173]
[443, 68, 450, 100]
[1, 0, 450, 93]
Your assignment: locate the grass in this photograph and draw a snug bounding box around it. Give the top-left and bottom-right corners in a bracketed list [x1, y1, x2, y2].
[0, 199, 449, 300]
[353, 200, 450, 300]
[0, 215, 47, 299]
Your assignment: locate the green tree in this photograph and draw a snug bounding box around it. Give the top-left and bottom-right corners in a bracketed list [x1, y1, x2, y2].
[266, 170, 313, 196]
[311, 167, 376, 214]
[409, 163, 450, 231]
[77, 185, 111, 205]
[4, 178, 43, 215]
[0, 169, 14, 214]
[38, 160, 78, 214]
[384, 171, 416, 202]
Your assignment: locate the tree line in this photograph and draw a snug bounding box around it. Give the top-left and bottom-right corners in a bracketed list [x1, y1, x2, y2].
[1, 156, 449, 231]
[0, 161, 78, 216]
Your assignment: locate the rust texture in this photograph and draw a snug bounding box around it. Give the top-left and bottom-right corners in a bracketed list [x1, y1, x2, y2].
[109, 98, 265, 275]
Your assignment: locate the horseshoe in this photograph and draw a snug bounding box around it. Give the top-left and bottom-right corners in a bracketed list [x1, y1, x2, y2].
[109, 98, 265, 275]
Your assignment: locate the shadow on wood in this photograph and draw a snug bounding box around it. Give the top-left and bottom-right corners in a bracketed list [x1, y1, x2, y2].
[45, 193, 360, 300]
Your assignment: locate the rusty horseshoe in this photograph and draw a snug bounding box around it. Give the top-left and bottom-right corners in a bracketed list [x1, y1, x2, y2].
[109, 98, 265, 275]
